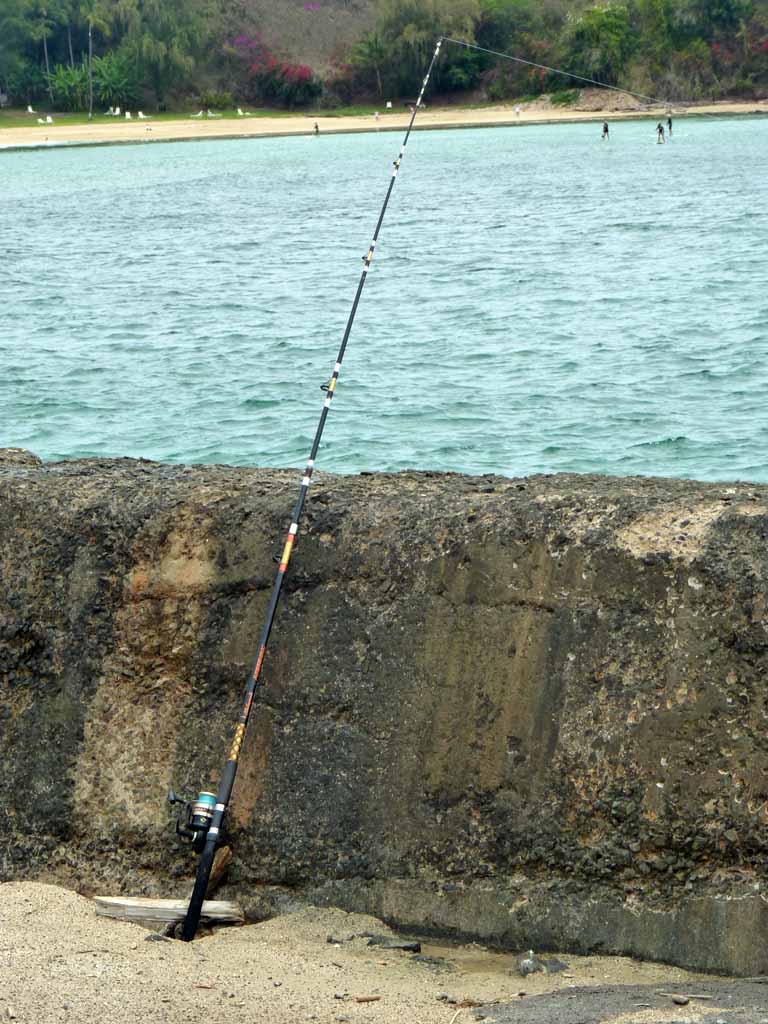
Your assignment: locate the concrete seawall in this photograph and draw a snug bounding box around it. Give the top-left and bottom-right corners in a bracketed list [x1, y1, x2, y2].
[2, 449, 768, 973]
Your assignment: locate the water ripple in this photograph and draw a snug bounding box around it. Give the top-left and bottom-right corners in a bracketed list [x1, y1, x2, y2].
[2, 117, 768, 480]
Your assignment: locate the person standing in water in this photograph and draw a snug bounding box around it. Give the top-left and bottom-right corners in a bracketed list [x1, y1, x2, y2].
[656, 122, 665, 143]
[667, 115, 673, 136]
[602, 120, 609, 140]
[314, 121, 319, 135]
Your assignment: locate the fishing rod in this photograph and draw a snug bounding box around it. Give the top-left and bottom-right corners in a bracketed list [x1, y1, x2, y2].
[171, 32, 693, 942]
[170, 36, 444, 943]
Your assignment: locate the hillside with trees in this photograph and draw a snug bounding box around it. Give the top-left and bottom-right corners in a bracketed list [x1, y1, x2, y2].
[1, 0, 766, 113]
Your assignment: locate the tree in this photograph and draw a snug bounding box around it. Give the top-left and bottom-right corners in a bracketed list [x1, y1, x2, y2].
[79, 0, 109, 118]
[117, 0, 213, 103]
[26, 1, 66, 103]
[477, 0, 537, 51]
[563, 2, 636, 85]
[92, 51, 140, 106]
[62, 0, 77, 68]
[351, 32, 387, 96]
[0, 0, 29, 88]
[46, 60, 88, 108]
[637, 0, 673, 65]
[670, 0, 754, 43]
[0, 0, 764, 111]
[374, 0, 482, 95]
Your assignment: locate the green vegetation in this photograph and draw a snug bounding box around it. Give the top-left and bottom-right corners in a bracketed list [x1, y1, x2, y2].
[0, 0, 766, 115]
[550, 88, 580, 104]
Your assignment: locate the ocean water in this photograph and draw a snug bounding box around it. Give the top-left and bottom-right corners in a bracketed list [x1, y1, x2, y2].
[3, 117, 768, 480]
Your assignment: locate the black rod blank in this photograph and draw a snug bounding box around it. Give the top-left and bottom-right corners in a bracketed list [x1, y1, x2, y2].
[180, 37, 444, 941]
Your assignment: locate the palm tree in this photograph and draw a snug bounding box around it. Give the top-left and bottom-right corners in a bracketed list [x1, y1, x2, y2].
[79, 0, 109, 119]
[28, 3, 58, 104]
[65, 0, 78, 67]
[352, 33, 387, 97]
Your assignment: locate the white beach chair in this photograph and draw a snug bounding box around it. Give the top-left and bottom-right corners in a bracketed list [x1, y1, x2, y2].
[27, 104, 36, 114]
[45, 115, 53, 124]
[114, 106, 121, 116]
[105, 106, 114, 115]
[37, 118, 45, 124]
[125, 111, 132, 119]
[206, 109, 221, 118]
[138, 111, 150, 119]
[237, 107, 244, 116]
[245, 111, 252, 116]
[191, 110, 204, 118]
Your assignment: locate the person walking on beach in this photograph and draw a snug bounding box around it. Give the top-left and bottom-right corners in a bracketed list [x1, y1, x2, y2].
[667, 115, 673, 136]
[314, 121, 319, 135]
[656, 122, 665, 143]
[602, 120, 609, 140]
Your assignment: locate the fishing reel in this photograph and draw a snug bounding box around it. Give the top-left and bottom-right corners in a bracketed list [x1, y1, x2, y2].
[168, 789, 218, 853]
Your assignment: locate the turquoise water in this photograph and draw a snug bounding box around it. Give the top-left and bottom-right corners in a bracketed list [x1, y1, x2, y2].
[3, 117, 768, 479]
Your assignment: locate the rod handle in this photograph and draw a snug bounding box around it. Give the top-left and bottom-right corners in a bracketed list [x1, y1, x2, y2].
[181, 835, 218, 941]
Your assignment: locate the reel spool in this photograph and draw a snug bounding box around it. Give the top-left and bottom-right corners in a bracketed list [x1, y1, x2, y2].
[168, 790, 217, 852]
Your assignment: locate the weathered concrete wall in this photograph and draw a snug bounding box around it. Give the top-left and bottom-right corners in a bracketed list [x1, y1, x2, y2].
[2, 449, 768, 974]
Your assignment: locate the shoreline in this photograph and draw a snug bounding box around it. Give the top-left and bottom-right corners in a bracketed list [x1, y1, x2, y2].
[2, 98, 767, 151]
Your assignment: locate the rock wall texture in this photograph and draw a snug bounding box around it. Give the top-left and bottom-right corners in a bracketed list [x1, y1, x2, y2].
[2, 449, 768, 974]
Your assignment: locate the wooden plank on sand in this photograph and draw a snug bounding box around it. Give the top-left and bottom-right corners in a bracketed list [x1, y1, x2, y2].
[94, 896, 244, 926]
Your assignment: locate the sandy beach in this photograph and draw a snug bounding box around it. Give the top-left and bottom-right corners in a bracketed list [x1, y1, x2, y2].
[2, 95, 766, 150]
[3, 882, 766, 1024]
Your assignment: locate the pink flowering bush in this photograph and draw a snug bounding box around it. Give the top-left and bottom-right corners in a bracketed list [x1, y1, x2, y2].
[230, 34, 322, 107]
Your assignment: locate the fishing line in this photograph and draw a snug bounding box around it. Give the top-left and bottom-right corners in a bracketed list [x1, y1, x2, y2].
[173, 37, 445, 943]
[442, 37, 730, 126]
[444, 36, 745, 124]
[441, 36, 673, 108]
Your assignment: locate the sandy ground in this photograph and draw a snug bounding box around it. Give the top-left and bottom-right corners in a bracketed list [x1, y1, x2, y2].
[1, 96, 767, 150]
[2, 882, 768, 1024]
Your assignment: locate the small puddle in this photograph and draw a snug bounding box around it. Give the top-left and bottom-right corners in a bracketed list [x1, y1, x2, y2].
[421, 942, 513, 977]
